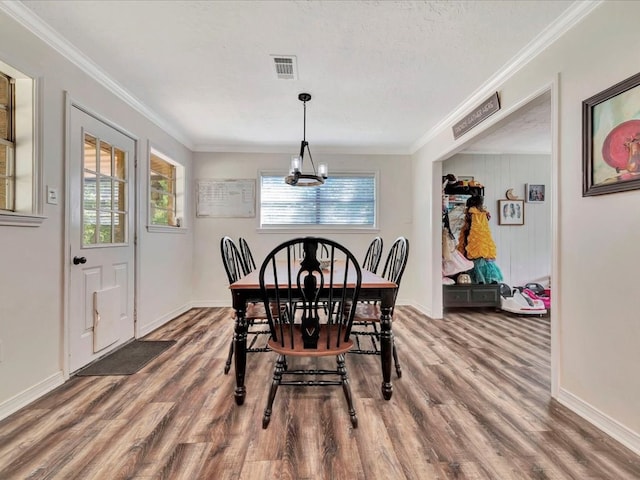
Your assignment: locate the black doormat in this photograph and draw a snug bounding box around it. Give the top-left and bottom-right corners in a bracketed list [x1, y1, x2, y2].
[75, 340, 176, 376]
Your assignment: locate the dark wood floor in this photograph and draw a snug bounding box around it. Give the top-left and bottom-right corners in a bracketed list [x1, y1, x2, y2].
[1, 306, 639, 479]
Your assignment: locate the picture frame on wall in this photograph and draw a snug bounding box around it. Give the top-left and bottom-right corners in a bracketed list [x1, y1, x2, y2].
[583, 71, 640, 196]
[526, 184, 545, 203]
[498, 199, 524, 225]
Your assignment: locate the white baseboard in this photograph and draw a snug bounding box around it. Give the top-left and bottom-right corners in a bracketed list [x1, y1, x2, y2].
[189, 300, 230, 308]
[137, 303, 194, 337]
[557, 387, 640, 456]
[406, 301, 433, 318]
[0, 372, 64, 421]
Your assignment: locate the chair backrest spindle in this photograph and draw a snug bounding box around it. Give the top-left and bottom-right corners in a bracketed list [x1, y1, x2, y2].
[220, 236, 247, 284]
[238, 237, 256, 273]
[362, 237, 384, 274]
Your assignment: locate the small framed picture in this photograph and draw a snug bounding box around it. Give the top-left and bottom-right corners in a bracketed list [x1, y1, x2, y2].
[526, 184, 545, 203]
[498, 199, 524, 225]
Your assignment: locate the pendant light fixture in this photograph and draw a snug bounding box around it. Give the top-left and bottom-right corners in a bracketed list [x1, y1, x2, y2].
[285, 93, 328, 186]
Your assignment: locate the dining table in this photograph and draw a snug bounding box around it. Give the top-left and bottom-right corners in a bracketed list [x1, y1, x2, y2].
[229, 261, 398, 405]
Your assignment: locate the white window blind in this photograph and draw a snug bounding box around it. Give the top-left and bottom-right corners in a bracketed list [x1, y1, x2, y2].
[260, 174, 376, 227]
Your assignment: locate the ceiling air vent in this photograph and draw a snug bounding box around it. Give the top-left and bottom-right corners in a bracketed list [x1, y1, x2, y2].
[272, 55, 298, 80]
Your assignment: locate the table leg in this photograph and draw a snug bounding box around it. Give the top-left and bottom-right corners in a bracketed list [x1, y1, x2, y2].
[233, 306, 248, 405]
[379, 304, 393, 400]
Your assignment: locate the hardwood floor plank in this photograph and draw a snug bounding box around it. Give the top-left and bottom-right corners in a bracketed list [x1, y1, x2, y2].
[354, 398, 406, 480]
[0, 307, 638, 479]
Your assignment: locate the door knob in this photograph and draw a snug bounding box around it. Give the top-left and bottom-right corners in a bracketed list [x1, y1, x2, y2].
[73, 256, 87, 265]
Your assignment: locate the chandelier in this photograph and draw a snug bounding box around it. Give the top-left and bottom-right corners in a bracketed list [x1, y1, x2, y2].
[284, 93, 328, 186]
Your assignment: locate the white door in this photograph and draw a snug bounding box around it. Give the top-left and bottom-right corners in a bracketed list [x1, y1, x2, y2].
[68, 106, 136, 372]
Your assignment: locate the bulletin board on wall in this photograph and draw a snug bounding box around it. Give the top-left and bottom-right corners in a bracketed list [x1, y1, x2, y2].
[196, 179, 256, 218]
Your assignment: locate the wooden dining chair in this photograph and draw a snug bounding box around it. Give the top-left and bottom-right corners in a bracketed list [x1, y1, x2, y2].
[362, 236, 384, 274]
[289, 241, 329, 261]
[238, 237, 256, 273]
[350, 236, 409, 378]
[259, 237, 362, 429]
[220, 236, 271, 375]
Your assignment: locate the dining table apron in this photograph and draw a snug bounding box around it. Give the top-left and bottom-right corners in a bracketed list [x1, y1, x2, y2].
[229, 263, 398, 405]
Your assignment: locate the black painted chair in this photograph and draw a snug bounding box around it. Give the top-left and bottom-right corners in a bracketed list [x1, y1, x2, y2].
[362, 236, 384, 274]
[238, 237, 256, 273]
[259, 237, 362, 428]
[220, 236, 271, 375]
[289, 241, 329, 261]
[350, 236, 409, 378]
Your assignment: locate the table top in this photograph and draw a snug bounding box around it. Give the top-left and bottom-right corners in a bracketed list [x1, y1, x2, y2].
[230, 262, 396, 291]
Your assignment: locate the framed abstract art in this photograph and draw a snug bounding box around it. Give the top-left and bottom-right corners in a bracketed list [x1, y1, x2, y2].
[498, 199, 524, 225]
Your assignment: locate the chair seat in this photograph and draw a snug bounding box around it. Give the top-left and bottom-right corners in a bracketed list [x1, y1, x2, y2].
[238, 302, 279, 320]
[353, 302, 381, 322]
[268, 324, 353, 357]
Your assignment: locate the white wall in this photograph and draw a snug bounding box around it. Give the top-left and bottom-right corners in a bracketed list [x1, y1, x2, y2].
[443, 153, 552, 287]
[412, 1, 640, 453]
[0, 11, 193, 417]
[191, 152, 413, 306]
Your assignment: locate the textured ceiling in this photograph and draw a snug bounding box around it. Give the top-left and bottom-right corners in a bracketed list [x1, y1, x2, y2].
[14, 0, 575, 154]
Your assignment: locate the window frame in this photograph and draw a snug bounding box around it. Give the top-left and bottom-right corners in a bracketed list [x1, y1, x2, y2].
[0, 60, 44, 227]
[0, 71, 15, 211]
[147, 145, 186, 233]
[258, 170, 379, 232]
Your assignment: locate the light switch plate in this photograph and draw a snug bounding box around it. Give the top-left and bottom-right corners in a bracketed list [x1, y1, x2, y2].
[47, 186, 58, 205]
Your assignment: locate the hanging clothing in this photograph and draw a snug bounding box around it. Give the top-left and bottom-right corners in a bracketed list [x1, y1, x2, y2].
[471, 258, 503, 284]
[457, 206, 497, 260]
[456, 205, 503, 284]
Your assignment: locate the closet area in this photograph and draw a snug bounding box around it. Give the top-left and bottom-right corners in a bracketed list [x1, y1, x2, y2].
[442, 175, 501, 308]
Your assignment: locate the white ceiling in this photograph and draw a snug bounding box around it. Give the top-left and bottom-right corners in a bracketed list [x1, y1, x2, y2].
[13, 0, 576, 154]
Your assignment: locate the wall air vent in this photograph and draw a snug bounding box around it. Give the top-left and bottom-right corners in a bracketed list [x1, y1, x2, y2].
[272, 55, 298, 80]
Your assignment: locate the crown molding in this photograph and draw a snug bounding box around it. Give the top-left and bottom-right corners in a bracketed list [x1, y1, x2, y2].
[192, 143, 412, 155]
[0, 0, 193, 150]
[410, 0, 603, 154]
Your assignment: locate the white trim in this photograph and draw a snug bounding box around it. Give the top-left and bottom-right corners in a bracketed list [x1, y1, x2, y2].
[0, 212, 46, 226]
[549, 74, 561, 398]
[62, 93, 72, 377]
[146, 225, 188, 234]
[410, 0, 602, 154]
[193, 143, 411, 155]
[137, 303, 194, 337]
[409, 302, 434, 319]
[0, 1, 192, 150]
[190, 300, 231, 308]
[557, 388, 640, 456]
[0, 372, 64, 421]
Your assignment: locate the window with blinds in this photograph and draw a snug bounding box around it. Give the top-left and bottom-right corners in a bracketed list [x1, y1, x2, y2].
[0, 72, 15, 212]
[0, 60, 40, 226]
[150, 152, 177, 226]
[260, 173, 376, 227]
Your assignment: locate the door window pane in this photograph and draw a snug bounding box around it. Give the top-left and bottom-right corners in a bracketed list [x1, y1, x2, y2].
[114, 148, 125, 179]
[83, 210, 97, 245]
[82, 133, 127, 245]
[99, 212, 112, 243]
[83, 172, 97, 212]
[99, 141, 112, 176]
[84, 135, 97, 173]
[114, 213, 125, 243]
[114, 179, 126, 212]
[99, 179, 112, 210]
